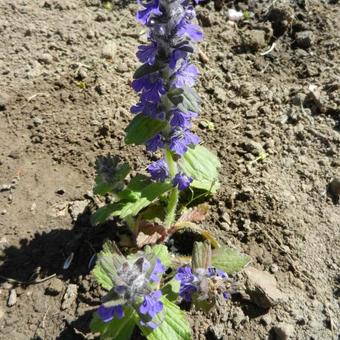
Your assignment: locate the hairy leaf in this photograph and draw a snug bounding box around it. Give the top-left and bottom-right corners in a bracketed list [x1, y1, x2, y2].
[144, 244, 172, 267]
[179, 145, 220, 192]
[90, 202, 126, 226]
[161, 278, 180, 302]
[212, 247, 250, 274]
[192, 241, 212, 272]
[137, 297, 192, 340]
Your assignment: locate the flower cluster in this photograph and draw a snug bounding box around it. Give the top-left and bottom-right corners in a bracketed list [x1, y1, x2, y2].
[175, 265, 231, 302]
[133, 0, 204, 191]
[97, 257, 166, 329]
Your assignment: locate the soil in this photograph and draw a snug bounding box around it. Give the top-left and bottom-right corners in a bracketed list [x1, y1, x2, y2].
[0, 0, 339, 339]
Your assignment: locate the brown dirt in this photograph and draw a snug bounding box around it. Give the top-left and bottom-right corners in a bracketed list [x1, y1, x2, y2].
[0, 0, 339, 339]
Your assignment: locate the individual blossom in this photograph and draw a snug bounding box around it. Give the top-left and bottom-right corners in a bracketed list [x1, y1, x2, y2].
[147, 158, 169, 181]
[136, 0, 162, 25]
[146, 133, 165, 152]
[175, 265, 231, 303]
[137, 42, 158, 65]
[96, 256, 166, 329]
[173, 172, 192, 191]
[169, 128, 200, 156]
[170, 109, 197, 129]
[171, 60, 199, 88]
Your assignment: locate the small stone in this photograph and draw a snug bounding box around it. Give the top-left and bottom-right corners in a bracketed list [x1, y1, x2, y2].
[270, 264, 279, 273]
[68, 200, 89, 222]
[38, 53, 53, 65]
[272, 322, 295, 340]
[295, 31, 313, 49]
[260, 314, 272, 326]
[1, 209, 7, 215]
[86, 29, 95, 39]
[7, 289, 17, 307]
[101, 41, 117, 59]
[116, 62, 129, 73]
[46, 278, 64, 296]
[95, 84, 106, 95]
[208, 324, 225, 339]
[32, 117, 43, 126]
[95, 13, 107, 22]
[0, 93, 9, 111]
[242, 30, 267, 51]
[242, 139, 264, 156]
[244, 267, 285, 308]
[61, 284, 78, 310]
[0, 184, 12, 192]
[76, 68, 87, 80]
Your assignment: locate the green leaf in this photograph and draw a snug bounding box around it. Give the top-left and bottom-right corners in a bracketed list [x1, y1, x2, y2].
[125, 114, 167, 145]
[133, 63, 160, 79]
[138, 297, 192, 340]
[179, 145, 220, 193]
[192, 241, 211, 272]
[182, 86, 200, 112]
[212, 247, 250, 274]
[90, 307, 136, 340]
[144, 244, 172, 267]
[90, 202, 125, 226]
[162, 278, 180, 302]
[119, 182, 172, 218]
[92, 241, 125, 290]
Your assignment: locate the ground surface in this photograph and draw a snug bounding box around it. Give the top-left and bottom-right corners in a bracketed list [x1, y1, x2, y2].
[0, 0, 339, 339]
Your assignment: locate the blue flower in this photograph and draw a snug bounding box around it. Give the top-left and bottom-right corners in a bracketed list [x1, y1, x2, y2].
[136, 0, 162, 25]
[172, 61, 199, 88]
[147, 158, 169, 181]
[139, 290, 163, 318]
[146, 134, 164, 152]
[175, 266, 196, 283]
[137, 42, 158, 65]
[169, 49, 188, 69]
[173, 172, 192, 191]
[130, 99, 158, 118]
[97, 305, 124, 323]
[170, 109, 197, 128]
[179, 283, 197, 302]
[169, 128, 200, 156]
[149, 258, 166, 282]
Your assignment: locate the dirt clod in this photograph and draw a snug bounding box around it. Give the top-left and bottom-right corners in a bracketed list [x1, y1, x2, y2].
[61, 284, 78, 310]
[244, 267, 285, 309]
[272, 322, 295, 340]
[7, 289, 17, 307]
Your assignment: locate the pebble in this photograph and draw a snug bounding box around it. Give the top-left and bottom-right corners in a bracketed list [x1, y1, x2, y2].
[46, 278, 64, 296]
[260, 314, 272, 326]
[327, 178, 340, 204]
[1, 209, 7, 215]
[244, 267, 285, 308]
[7, 289, 17, 307]
[101, 41, 117, 59]
[61, 284, 78, 310]
[272, 322, 295, 340]
[242, 139, 264, 156]
[270, 263, 279, 273]
[32, 117, 43, 126]
[295, 31, 313, 49]
[0, 93, 9, 111]
[38, 53, 53, 65]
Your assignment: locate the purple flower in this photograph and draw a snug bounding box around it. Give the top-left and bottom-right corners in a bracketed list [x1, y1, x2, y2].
[149, 258, 166, 282]
[169, 49, 188, 69]
[175, 266, 196, 283]
[170, 109, 197, 128]
[177, 23, 203, 42]
[139, 290, 163, 318]
[97, 305, 124, 323]
[147, 158, 169, 181]
[136, 0, 162, 25]
[169, 128, 200, 156]
[140, 320, 159, 329]
[146, 134, 164, 152]
[172, 61, 199, 88]
[137, 42, 158, 65]
[179, 283, 197, 302]
[131, 99, 158, 118]
[173, 172, 192, 190]
[141, 78, 166, 103]
[207, 267, 228, 279]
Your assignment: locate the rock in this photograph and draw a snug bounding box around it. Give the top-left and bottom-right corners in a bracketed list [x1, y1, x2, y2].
[295, 31, 313, 49]
[242, 139, 264, 156]
[244, 267, 285, 308]
[38, 53, 53, 65]
[116, 62, 129, 73]
[86, 29, 95, 39]
[0, 93, 9, 111]
[0, 306, 4, 320]
[101, 41, 116, 59]
[68, 200, 89, 221]
[270, 263, 279, 273]
[1, 209, 7, 215]
[327, 178, 340, 204]
[208, 324, 225, 339]
[7, 289, 17, 307]
[242, 30, 266, 51]
[272, 322, 295, 340]
[46, 278, 64, 296]
[75, 68, 87, 80]
[32, 117, 43, 126]
[61, 284, 78, 310]
[267, 5, 294, 36]
[260, 314, 272, 326]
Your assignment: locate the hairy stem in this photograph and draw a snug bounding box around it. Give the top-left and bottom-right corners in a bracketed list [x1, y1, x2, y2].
[164, 148, 179, 228]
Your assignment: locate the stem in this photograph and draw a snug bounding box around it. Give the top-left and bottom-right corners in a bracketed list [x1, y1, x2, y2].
[164, 148, 179, 228]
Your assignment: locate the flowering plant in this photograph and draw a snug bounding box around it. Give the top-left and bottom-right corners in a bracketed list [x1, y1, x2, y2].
[90, 0, 249, 338]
